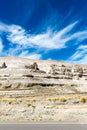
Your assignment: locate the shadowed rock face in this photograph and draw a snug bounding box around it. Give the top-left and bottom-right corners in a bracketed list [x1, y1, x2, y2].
[49, 64, 84, 79]
[0, 56, 87, 92]
[0, 62, 7, 69]
[25, 62, 39, 70]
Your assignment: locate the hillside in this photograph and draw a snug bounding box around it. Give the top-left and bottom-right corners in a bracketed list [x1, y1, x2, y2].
[0, 56, 87, 93]
[0, 56, 87, 122]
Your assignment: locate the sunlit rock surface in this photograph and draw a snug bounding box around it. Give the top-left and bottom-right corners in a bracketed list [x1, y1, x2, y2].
[0, 56, 87, 122]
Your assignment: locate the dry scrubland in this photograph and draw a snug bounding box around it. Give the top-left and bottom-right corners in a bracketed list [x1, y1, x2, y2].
[0, 56, 87, 122]
[0, 90, 87, 122]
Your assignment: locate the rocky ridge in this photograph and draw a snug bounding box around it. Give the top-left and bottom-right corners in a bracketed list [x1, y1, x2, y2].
[1, 56, 87, 122]
[0, 56, 87, 93]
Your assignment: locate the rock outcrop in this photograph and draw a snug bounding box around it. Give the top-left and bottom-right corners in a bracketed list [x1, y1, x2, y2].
[0, 56, 87, 122]
[0, 62, 7, 69]
[0, 56, 87, 93]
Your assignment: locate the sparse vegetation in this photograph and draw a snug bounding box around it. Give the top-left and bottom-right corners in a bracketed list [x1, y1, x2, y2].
[27, 103, 36, 108]
[32, 99, 36, 102]
[0, 98, 15, 103]
[80, 97, 87, 103]
[8, 101, 12, 104]
[27, 103, 32, 107]
[32, 105, 36, 108]
[59, 97, 66, 102]
[48, 97, 59, 101]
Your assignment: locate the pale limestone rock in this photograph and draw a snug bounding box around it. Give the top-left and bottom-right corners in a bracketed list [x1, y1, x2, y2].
[0, 56, 87, 93]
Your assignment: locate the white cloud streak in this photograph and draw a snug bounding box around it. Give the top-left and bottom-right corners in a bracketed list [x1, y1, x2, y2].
[69, 45, 87, 64]
[19, 51, 42, 59]
[0, 21, 87, 61]
[0, 38, 3, 53]
[0, 21, 87, 50]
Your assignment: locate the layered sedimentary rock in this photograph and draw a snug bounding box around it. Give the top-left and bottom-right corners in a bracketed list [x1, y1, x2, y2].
[0, 56, 87, 93]
[1, 56, 87, 122]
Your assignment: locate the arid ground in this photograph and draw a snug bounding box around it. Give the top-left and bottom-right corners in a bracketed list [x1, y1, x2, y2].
[0, 89, 87, 122]
[0, 57, 87, 122]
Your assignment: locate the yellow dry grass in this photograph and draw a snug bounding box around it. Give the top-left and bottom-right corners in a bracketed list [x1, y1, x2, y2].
[80, 97, 87, 103]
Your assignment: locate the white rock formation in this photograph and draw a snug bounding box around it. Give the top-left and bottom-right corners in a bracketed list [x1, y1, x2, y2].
[0, 56, 87, 93]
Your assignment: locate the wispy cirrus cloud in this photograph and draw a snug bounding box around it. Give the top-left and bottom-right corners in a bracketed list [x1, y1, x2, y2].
[0, 21, 81, 49]
[0, 38, 3, 53]
[18, 50, 42, 59]
[0, 22, 72, 49]
[0, 21, 87, 60]
[69, 45, 87, 64]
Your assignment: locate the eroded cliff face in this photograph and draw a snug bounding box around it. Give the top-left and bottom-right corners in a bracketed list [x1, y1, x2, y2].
[0, 56, 87, 93]
[1, 57, 87, 122]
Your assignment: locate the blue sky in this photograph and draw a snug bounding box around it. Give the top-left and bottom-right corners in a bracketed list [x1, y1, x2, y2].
[0, 0, 87, 64]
